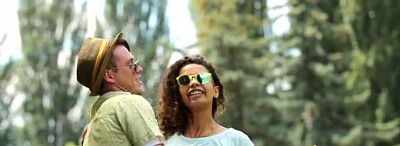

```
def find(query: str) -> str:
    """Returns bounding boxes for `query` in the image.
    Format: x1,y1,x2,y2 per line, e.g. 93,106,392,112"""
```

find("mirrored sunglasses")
176,72,212,86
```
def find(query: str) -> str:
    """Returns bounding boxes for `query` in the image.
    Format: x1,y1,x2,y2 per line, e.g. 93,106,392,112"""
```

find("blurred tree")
1,0,170,146
270,0,400,145
0,60,19,145
277,0,352,145
194,0,400,146
0,9,23,146
340,0,400,145
13,0,87,145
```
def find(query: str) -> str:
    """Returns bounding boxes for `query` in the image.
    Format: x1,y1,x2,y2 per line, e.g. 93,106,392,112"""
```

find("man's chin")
131,88,144,95
135,91,144,96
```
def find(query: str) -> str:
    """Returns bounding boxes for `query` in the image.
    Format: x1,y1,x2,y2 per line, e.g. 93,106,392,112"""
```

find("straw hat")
76,33,130,96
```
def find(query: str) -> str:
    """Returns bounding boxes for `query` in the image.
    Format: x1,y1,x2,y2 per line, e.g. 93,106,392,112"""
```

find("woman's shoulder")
166,130,254,146
224,128,248,138
223,128,254,145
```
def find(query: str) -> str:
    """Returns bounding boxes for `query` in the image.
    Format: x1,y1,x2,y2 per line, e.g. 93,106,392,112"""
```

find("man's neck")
100,84,125,95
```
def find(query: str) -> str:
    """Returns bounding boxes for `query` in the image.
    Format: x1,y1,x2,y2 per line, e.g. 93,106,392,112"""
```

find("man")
77,33,164,146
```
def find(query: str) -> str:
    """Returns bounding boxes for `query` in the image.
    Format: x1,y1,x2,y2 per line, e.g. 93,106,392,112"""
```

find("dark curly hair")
157,55,226,138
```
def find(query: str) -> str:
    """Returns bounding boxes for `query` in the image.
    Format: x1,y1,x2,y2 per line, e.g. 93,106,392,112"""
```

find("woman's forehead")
179,64,208,74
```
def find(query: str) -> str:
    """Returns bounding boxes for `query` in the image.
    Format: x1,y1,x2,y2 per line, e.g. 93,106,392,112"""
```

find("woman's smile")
187,89,205,99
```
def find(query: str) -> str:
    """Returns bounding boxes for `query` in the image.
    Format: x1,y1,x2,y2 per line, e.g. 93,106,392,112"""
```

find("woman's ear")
213,86,219,98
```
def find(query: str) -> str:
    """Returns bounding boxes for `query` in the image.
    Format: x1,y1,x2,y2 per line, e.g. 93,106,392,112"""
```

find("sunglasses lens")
177,75,191,86
176,73,212,86
198,73,211,84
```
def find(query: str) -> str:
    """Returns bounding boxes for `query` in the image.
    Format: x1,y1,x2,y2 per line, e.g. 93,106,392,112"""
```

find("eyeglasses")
109,60,140,74
176,72,212,86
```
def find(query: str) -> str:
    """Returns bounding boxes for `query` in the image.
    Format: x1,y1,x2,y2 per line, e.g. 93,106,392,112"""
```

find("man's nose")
136,65,143,74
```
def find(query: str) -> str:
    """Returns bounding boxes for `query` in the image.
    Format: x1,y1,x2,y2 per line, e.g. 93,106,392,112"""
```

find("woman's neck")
184,110,225,138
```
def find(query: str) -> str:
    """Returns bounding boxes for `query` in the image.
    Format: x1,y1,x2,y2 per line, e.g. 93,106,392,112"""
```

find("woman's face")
177,63,219,112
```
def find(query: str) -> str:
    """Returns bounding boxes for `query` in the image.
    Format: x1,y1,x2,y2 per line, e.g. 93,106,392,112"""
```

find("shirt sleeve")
238,136,255,146
115,95,165,146
234,130,255,146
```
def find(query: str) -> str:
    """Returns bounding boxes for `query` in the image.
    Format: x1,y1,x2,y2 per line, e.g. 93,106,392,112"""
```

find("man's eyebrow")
127,58,134,64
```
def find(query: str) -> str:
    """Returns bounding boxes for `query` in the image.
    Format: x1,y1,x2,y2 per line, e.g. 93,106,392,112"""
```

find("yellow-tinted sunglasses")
176,72,212,86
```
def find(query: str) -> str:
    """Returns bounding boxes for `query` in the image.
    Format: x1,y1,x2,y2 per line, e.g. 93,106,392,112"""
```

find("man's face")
109,45,144,95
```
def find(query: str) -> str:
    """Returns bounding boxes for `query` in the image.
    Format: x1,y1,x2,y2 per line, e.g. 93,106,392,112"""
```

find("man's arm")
79,124,90,146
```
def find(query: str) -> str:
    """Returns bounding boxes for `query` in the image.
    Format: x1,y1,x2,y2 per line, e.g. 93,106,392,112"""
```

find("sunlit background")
1,0,400,146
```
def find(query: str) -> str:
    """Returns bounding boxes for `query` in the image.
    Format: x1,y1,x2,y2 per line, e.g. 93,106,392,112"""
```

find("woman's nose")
189,77,200,87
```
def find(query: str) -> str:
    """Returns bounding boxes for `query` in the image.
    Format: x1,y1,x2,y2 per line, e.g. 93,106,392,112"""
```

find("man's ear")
213,86,219,99
103,70,116,84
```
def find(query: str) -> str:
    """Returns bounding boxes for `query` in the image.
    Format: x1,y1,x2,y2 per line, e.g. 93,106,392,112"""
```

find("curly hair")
157,55,226,138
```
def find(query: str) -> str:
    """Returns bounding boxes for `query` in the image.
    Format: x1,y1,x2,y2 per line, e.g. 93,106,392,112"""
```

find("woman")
158,55,254,146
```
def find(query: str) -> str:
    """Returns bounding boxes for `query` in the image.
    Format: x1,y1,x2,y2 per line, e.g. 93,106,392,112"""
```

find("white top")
166,128,254,146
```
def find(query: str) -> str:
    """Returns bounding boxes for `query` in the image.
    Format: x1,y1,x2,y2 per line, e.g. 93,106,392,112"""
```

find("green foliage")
1,0,170,146
193,0,400,145
342,0,400,145
5,0,87,145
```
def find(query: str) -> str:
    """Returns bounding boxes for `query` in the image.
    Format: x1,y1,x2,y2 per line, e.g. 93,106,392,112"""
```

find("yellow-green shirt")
83,91,164,146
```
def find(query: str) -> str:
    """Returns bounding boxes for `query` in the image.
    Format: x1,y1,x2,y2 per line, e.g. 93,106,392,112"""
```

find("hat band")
90,39,110,89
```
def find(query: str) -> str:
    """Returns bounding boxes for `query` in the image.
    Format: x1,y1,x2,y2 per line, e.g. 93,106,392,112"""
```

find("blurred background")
1,0,400,146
